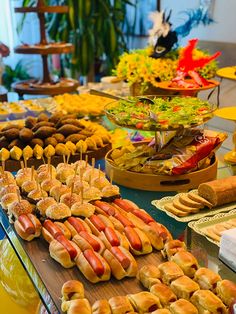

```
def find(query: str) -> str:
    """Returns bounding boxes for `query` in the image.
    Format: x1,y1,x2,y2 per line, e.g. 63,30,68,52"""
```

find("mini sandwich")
216,279,236,306
1,193,18,211
103,246,138,280
36,197,57,217
169,299,198,314
14,213,41,241
42,219,71,243
61,298,91,314
137,265,161,289
170,275,200,300
190,290,227,314
193,267,221,291
127,291,162,314
108,296,134,314
158,262,184,285
71,202,95,218
46,203,71,221
8,199,33,221
61,280,84,302
150,282,177,307
161,240,187,260
170,251,199,278
75,248,111,283
49,234,81,268
92,299,111,314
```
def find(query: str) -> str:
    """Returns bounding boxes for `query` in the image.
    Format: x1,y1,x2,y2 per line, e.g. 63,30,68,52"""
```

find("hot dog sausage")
90,215,106,231
114,213,134,227
79,231,101,252
94,201,116,216
104,227,120,246
83,249,104,276
56,234,77,260
43,219,63,239
132,209,154,224
110,247,130,269
18,214,35,235
67,217,86,233
124,226,142,251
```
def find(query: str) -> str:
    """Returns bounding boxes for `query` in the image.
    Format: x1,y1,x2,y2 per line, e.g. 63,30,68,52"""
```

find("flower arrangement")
113,46,219,93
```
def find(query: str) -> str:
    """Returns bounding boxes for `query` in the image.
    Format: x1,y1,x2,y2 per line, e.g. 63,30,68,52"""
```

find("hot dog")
103,246,138,280
132,209,154,224
49,236,80,268
113,199,139,212
114,213,134,227
43,219,63,242
104,227,120,247
148,221,172,242
79,231,101,252
124,226,152,255
14,213,41,241
94,201,116,216
72,232,105,254
75,249,111,283
89,215,106,231
65,217,91,237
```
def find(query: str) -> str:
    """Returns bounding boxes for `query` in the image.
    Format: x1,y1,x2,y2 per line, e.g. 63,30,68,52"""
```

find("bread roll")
216,279,236,306
127,291,161,314
161,240,186,260
137,265,161,289
108,296,134,314
61,280,84,302
61,298,91,314
193,267,221,291
170,276,200,300
150,282,177,306
170,251,198,278
190,290,227,314
169,299,198,314
198,176,236,206
158,262,184,285
92,299,111,314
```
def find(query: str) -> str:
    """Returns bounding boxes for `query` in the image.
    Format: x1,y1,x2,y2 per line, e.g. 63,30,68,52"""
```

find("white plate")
151,190,236,222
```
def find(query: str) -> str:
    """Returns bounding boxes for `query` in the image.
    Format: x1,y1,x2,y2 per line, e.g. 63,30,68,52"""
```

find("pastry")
150,282,177,306
127,291,162,314
161,240,187,260
198,176,236,207
75,249,111,283
170,251,198,278
169,299,198,314
193,267,221,291
108,296,134,314
61,280,84,302
103,246,138,280
170,275,200,300
92,299,111,314
158,262,184,285
190,290,227,314
216,279,236,306
61,298,91,314
136,265,161,289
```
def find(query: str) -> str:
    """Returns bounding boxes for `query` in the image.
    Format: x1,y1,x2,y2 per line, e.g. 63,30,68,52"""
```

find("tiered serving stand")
13,0,79,96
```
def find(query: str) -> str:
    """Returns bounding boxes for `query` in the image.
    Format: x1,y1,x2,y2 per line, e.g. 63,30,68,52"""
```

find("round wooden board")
4,144,111,172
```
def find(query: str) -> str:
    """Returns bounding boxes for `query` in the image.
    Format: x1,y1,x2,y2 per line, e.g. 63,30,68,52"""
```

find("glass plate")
105,95,217,131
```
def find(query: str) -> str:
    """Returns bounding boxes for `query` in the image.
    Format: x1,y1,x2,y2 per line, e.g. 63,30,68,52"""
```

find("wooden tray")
14,44,73,55
105,152,217,192
4,144,111,172
188,209,236,246
152,191,236,222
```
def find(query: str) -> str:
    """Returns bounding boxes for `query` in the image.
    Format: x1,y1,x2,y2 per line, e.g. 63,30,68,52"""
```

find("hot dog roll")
108,296,134,314
193,267,221,292
150,310,171,314
150,282,177,307
72,232,105,254
71,202,96,217
54,221,71,240
158,262,184,285
64,217,91,237
161,240,187,260
61,280,84,302
85,215,107,236
216,279,236,306
170,276,200,300
75,249,111,283
94,201,117,216
99,227,129,251
126,212,147,229
124,226,152,255
137,265,161,289
127,292,162,314
169,299,198,314
49,235,80,268
148,222,172,243
61,298,91,314
141,224,166,251
170,251,199,278
103,246,138,280
109,216,125,233
92,299,111,314
190,290,227,314
14,213,41,241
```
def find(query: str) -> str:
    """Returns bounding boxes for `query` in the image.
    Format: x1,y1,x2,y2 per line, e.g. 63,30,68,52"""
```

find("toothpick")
2,160,5,173
17,189,21,203
74,164,78,177
31,166,34,181
85,155,88,169
80,146,82,161
67,153,70,164
24,157,27,169
80,186,83,204
110,169,113,185
50,164,53,179
89,172,92,187
0,166,3,174
42,155,46,165
98,164,101,179
71,182,74,196
20,160,24,171
63,154,66,164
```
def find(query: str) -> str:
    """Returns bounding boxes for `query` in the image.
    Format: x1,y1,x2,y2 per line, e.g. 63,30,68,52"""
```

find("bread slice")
172,199,200,213
187,192,213,209
179,194,204,209
164,203,189,217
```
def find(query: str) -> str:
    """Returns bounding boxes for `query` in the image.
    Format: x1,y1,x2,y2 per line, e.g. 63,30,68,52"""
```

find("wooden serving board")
20,234,164,313
4,144,111,172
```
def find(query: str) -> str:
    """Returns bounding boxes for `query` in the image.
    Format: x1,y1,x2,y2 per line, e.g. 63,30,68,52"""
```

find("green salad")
105,96,215,131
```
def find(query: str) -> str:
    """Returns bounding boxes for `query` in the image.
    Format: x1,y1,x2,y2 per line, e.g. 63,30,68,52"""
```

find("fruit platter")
105,96,217,131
